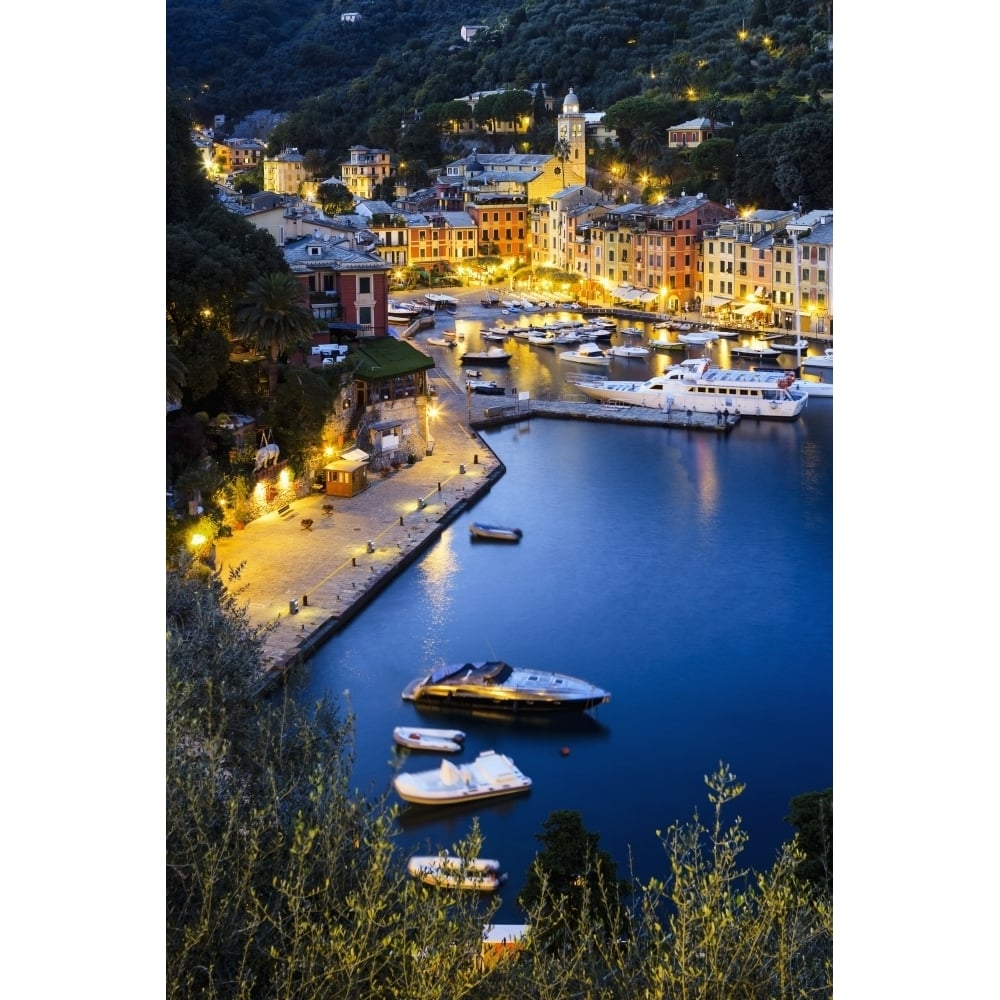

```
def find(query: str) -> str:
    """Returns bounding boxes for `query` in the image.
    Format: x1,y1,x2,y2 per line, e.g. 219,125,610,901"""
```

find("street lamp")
424,401,439,455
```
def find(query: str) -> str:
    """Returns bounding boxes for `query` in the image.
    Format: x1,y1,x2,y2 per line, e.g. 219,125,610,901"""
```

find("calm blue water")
297,307,833,921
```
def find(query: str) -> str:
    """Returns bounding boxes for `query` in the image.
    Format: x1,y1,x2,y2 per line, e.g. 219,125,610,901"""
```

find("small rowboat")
469,523,523,542
406,855,507,891
392,726,466,753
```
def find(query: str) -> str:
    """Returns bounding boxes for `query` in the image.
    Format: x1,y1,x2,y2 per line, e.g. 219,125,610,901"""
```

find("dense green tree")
234,272,317,415
519,810,631,954
166,95,213,224
317,182,355,215
786,788,833,891
270,368,337,466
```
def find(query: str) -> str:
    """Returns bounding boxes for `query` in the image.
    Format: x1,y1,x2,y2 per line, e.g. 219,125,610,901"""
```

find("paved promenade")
214,393,503,690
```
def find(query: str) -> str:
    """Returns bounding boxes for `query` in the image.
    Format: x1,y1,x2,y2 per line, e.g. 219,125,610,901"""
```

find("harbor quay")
214,403,504,694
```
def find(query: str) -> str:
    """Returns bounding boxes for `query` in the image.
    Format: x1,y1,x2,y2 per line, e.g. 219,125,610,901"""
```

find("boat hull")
402,661,610,712
470,523,522,541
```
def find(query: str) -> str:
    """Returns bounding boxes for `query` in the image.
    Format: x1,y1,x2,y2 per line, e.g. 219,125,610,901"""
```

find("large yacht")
401,660,610,712
567,358,808,420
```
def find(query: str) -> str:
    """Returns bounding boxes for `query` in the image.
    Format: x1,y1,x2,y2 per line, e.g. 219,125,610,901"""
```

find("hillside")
167,0,832,137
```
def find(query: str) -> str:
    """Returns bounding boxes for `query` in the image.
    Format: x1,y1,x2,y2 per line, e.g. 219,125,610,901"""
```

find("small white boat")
730,342,780,358
769,338,809,354
393,726,467,752
793,379,833,398
470,522,522,542
589,316,618,329
559,342,610,366
425,337,453,348
608,343,650,358
803,347,833,369
648,336,686,351
407,854,507,891
527,331,559,348
678,331,719,345
393,749,533,805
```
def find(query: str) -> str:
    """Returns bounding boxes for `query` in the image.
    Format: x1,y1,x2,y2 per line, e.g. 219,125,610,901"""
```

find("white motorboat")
769,338,809,354
425,337,453,348
388,299,429,324
678,331,719,344
550,329,583,345
401,660,610,712
559,342,610,366
804,347,833,369
527,331,559,348
393,726,466,752
608,344,651,358
793,379,833,398
406,854,507,891
567,357,808,420
589,316,618,329
469,522,522,541
730,342,781,358
648,335,686,351
393,749,532,805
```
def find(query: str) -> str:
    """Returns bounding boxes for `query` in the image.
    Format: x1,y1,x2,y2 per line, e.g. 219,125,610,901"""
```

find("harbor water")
296,303,833,922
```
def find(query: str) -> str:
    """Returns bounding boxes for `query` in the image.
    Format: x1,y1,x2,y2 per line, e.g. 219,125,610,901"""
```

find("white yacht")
568,358,808,420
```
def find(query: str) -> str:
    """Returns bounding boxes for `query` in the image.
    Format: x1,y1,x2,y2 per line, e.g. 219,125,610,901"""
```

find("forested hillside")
169,2,830,144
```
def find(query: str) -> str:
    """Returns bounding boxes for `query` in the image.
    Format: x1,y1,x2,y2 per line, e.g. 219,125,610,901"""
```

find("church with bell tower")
556,87,587,189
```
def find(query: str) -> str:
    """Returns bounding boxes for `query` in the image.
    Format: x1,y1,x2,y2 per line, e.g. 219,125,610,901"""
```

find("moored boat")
792,379,833,398
393,726,467,752
678,331,719,344
460,347,512,366
567,357,808,420
469,522,522,541
559,342,610,366
769,337,809,354
803,347,833,369
388,299,429,324
467,379,506,395
730,342,781,358
393,749,532,805
406,854,507,891
401,660,610,712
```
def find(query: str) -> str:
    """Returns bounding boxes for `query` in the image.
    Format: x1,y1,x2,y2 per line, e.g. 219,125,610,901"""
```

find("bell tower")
555,87,586,187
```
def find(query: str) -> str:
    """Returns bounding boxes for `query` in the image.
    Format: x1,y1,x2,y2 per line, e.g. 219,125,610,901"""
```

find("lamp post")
424,401,438,456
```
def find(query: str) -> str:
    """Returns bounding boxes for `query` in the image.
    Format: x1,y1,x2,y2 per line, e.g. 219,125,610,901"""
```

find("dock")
468,395,739,432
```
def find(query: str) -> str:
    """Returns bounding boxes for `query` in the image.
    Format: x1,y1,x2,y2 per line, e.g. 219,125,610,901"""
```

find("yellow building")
341,146,392,200
263,147,307,195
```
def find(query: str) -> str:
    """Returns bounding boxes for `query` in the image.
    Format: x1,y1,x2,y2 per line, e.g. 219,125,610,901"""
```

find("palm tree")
235,272,317,415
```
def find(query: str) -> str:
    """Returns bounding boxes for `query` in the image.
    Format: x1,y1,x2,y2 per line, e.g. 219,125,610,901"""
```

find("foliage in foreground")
167,569,832,998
